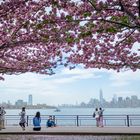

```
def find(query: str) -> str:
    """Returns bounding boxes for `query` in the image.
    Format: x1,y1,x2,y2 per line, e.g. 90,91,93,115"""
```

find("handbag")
93,112,95,117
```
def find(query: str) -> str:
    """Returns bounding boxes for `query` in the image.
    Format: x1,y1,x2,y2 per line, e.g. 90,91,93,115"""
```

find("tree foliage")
0,0,140,80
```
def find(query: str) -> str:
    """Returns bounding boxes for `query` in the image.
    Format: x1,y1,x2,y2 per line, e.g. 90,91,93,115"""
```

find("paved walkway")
0,126,140,135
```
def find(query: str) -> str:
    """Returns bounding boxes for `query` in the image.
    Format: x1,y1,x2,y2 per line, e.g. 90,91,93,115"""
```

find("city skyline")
0,68,140,106
1,93,140,108
2,91,139,106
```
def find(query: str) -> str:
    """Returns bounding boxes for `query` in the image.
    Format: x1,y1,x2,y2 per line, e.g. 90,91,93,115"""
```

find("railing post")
127,115,129,127
26,115,29,126
53,115,55,124
76,115,79,126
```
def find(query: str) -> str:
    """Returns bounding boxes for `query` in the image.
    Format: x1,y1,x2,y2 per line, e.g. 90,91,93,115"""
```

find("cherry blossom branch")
118,0,139,26
87,0,99,11
0,1,28,18
115,29,135,47
138,0,140,17
84,60,140,71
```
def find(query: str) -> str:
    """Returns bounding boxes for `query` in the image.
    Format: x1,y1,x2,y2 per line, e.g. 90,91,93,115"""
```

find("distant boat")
54,108,61,112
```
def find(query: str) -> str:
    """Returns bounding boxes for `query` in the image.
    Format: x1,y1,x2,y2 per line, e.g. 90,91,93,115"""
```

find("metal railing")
4,114,140,127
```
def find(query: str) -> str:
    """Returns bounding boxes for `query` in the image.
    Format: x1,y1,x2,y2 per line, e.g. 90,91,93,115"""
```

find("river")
5,107,140,115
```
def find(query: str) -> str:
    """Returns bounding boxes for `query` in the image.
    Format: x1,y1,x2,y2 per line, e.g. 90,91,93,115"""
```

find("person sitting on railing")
33,112,41,131
46,116,56,127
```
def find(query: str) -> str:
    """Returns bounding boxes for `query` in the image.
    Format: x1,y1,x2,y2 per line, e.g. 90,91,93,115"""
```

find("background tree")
0,0,140,80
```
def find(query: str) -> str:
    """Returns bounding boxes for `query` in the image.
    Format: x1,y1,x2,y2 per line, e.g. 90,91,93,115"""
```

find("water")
4,108,140,127
2,108,140,140
5,107,140,116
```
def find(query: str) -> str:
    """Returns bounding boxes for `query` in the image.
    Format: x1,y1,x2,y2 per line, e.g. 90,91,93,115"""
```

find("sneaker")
22,127,25,131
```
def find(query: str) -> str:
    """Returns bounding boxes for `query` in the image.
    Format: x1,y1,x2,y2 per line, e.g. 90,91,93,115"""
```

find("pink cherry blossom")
0,0,140,80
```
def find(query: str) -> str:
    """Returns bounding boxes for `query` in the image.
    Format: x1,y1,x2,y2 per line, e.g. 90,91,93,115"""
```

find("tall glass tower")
99,89,104,107
28,94,33,105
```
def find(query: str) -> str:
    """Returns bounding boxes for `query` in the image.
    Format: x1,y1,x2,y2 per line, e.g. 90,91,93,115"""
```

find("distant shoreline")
4,106,140,109
3,106,56,109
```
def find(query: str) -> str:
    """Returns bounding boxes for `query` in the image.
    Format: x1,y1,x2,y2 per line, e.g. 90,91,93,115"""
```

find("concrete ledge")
0,126,140,135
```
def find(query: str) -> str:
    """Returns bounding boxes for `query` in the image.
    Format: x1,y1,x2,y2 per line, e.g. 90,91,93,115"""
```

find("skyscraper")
112,94,117,104
28,94,33,105
99,89,104,107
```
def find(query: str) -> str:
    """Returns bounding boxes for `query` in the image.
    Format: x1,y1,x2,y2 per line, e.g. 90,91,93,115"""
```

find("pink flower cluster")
0,0,140,79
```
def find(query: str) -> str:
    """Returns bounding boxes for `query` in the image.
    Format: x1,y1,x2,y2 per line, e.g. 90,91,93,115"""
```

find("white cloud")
113,90,138,98
108,70,140,87
50,68,101,84
0,67,140,105
131,42,140,55
61,68,93,75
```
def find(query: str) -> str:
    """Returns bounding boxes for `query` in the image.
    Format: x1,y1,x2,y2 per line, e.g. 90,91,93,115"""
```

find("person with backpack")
93,108,100,127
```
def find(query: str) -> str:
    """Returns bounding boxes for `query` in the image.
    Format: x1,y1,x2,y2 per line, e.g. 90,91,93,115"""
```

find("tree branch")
115,29,135,47
138,0,140,17
0,1,29,18
84,60,140,71
87,0,99,11
119,0,124,11
0,17,139,50
118,0,137,21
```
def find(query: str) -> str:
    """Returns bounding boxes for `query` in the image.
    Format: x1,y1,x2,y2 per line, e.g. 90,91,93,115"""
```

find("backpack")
93,112,95,118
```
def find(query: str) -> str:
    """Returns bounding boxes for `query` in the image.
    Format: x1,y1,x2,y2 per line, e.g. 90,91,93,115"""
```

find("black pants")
19,122,25,128
33,127,41,131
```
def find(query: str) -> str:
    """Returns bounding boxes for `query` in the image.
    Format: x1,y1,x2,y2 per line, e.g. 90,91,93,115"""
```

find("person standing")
33,112,41,131
99,107,104,127
93,108,100,127
19,107,26,131
1,107,6,129
0,107,2,130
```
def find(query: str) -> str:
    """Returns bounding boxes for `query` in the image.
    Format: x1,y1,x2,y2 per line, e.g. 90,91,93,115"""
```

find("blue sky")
0,67,140,106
